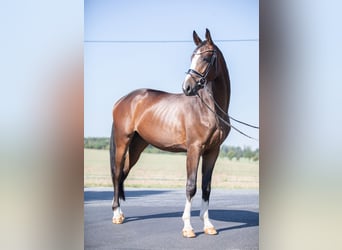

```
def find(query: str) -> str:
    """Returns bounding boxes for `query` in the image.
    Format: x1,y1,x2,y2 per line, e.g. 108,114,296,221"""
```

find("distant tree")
227,150,235,160
252,154,259,162
243,146,254,161
252,148,259,162
84,137,110,149
235,147,243,161
221,145,228,155
84,138,259,161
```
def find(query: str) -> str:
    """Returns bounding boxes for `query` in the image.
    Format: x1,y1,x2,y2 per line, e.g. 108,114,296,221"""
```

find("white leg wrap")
200,200,214,229
113,206,123,218
182,199,193,230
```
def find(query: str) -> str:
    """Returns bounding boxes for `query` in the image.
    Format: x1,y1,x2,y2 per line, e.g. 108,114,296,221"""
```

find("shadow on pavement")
206,209,259,234
125,209,258,232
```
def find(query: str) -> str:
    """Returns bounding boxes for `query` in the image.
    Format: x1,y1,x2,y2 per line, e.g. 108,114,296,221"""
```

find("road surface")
85,187,258,250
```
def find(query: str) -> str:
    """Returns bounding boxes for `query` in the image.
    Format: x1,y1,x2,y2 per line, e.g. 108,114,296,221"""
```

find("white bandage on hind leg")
113,206,123,218
182,199,193,230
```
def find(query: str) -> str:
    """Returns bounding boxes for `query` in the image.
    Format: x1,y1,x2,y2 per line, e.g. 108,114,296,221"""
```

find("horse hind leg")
112,147,128,223
127,132,148,169
111,125,131,224
120,132,148,196
112,132,148,224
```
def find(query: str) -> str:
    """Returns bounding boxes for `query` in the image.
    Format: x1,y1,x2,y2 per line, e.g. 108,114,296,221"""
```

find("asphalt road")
85,187,259,250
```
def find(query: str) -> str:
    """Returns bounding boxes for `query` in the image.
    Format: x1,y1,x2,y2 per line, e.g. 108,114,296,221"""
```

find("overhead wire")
84,39,259,44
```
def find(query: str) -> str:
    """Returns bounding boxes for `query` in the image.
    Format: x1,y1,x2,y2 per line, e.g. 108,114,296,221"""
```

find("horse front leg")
200,147,220,235
182,145,201,238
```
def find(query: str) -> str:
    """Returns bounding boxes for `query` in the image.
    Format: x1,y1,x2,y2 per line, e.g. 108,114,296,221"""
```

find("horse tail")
110,122,116,187
110,122,126,201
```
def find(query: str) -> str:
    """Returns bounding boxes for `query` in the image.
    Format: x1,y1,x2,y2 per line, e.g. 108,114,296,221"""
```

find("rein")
206,89,259,129
196,87,259,141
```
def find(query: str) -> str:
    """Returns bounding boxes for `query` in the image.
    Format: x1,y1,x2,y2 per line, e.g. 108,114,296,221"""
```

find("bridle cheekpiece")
186,50,217,90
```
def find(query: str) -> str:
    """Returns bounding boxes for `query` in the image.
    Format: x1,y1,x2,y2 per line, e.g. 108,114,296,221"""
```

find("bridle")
186,49,217,91
187,49,259,140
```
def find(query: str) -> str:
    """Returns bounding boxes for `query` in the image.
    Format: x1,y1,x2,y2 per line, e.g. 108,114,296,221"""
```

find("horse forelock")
193,41,213,54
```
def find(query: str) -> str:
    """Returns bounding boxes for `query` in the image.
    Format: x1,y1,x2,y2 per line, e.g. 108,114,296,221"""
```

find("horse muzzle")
182,74,205,96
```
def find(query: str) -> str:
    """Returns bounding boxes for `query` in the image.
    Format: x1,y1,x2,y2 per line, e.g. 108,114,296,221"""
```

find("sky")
84,0,259,149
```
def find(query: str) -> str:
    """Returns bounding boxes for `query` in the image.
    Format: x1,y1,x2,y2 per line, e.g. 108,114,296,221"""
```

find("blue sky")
84,0,259,149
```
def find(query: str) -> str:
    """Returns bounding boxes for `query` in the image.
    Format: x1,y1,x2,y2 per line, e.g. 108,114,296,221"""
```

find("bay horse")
110,29,231,238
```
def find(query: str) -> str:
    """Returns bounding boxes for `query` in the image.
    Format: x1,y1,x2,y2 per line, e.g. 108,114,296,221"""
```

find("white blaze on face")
183,53,202,89
190,53,202,70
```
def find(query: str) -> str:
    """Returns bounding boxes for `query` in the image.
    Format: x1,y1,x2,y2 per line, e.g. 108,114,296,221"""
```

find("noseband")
186,50,217,90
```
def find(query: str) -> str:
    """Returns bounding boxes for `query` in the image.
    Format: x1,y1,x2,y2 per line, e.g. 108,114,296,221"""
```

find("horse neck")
210,51,231,113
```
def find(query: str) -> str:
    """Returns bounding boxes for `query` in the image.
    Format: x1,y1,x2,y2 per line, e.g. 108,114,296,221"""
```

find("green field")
84,149,259,189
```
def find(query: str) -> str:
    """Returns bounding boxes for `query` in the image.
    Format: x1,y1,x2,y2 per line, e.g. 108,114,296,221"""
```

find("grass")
84,149,258,189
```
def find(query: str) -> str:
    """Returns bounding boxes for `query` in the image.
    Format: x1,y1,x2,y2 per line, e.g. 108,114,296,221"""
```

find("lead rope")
206,89,259,129
196,92,259,141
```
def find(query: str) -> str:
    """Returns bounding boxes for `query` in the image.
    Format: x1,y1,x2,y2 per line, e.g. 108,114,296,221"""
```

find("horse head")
182,28,218,96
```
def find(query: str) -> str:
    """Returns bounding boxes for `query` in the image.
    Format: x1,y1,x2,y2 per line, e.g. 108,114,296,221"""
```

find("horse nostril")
183,81,193,96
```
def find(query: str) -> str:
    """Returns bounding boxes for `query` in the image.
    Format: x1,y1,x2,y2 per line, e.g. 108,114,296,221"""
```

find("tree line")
84,137,259,161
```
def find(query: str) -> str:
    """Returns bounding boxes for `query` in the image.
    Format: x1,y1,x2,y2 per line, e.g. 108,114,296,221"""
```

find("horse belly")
136,109,187,152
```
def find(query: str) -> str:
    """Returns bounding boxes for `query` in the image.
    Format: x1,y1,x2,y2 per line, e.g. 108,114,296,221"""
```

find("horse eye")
202,57,210,62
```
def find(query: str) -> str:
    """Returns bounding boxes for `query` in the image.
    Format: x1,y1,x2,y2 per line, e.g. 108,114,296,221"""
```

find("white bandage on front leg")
200,200,214,229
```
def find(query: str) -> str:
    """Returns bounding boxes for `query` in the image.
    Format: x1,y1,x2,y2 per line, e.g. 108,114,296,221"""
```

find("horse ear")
193,30,202,46
205,28,213,45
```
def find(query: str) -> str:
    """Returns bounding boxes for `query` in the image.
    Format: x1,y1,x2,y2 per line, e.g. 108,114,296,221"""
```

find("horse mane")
211,44,231,112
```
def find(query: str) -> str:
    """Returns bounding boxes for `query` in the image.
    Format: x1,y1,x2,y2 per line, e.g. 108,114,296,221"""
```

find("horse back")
112,89,189,150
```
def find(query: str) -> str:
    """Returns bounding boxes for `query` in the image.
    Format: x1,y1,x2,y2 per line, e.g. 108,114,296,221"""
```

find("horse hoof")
204,227,217,235
112,214,125,224
182,229,196,238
